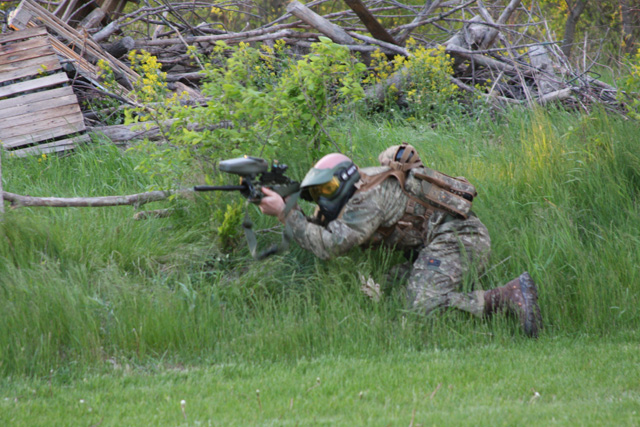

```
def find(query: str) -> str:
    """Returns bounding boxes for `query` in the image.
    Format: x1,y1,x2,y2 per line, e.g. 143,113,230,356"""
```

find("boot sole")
518,272,543,338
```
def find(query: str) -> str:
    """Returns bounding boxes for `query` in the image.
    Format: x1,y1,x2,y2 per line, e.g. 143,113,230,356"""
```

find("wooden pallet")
8,0,138,95
0,26,89,157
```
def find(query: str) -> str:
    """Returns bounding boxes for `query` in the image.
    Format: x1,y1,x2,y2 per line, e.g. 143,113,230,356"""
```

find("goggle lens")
309,176,340,202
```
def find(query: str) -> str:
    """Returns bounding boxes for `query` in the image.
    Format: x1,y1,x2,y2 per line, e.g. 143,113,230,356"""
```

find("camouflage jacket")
285,166,446,260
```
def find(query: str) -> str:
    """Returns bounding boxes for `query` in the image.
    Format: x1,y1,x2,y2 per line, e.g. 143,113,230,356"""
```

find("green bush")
617,48,640,120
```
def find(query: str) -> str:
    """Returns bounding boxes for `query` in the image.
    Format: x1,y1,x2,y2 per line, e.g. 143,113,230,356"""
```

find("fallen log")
3,190,188,208
87,119,233,143
104,36,135,59
286,1,354,44
88,121,175,143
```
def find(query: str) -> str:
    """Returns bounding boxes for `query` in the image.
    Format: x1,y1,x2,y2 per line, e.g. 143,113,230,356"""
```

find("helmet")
300,153,360,222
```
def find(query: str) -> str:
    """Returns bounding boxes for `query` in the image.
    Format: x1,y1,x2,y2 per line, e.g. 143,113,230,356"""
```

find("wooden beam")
0,25,47,42
0,104,82,133
10,134,91,157
0,86,76,112
342,0,397,45
2,117,85,148
0,45,56,66
0,59,62,84
0,72,68,98
0,35,48,56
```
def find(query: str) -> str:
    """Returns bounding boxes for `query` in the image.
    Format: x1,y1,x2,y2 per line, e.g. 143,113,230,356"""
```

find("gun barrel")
194,185,247,192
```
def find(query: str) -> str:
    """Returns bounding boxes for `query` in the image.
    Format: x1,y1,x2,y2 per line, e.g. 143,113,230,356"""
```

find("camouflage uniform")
284,166,492,316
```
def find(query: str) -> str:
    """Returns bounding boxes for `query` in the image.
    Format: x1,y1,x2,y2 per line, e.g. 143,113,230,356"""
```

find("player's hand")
259,187,286,222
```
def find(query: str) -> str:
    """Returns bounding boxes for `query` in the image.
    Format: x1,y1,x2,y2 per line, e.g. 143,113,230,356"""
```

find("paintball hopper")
219,156,269,176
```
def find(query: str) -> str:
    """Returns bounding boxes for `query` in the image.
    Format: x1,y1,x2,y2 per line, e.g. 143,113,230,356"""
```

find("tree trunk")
561,0,587,60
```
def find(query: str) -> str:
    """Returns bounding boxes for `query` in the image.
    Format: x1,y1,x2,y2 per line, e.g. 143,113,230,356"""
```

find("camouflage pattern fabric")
284,166,491,316
285,166,410,260
405,211,490,316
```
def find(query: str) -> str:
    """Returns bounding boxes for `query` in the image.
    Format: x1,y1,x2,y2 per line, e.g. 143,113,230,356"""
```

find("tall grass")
1,109,638,377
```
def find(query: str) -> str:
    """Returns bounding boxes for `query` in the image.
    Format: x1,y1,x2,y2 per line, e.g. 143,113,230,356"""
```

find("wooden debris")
0,26,89,157
3,189,184,208
0,0,628,145
286,1,355,45
8,0,138,98
343,0,398,46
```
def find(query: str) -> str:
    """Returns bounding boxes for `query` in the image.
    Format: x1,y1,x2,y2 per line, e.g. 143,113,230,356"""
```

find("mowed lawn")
2,337,639,426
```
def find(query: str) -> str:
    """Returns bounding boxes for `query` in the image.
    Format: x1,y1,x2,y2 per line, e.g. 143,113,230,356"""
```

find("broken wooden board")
0,26,89,157
8,0,138,98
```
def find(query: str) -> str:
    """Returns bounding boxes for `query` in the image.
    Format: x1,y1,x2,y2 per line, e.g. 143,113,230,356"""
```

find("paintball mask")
300,153,360,223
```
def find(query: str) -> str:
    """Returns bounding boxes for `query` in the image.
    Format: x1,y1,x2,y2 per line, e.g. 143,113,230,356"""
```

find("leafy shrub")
402,43,460,119
136,37,367,188
216,201,245,250
364,41,463,121
617,48,640,120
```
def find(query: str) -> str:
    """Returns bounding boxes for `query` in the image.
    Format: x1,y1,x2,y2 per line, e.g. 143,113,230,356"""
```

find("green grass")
0,108,639,424
1,337,639,426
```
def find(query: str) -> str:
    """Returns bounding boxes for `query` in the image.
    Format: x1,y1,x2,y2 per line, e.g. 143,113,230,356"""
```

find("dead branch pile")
6,0,626,118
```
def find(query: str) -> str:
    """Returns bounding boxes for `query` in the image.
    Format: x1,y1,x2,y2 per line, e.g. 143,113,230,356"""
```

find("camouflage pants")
402,212,491,317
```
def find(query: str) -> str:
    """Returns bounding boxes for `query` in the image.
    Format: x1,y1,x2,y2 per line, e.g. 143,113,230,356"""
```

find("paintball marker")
194,156,301,260
194,156,300,202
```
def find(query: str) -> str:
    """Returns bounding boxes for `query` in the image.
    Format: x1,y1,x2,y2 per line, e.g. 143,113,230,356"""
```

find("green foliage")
402,42,462,120
617,48,640,120
277,37,366,146
216,201,244,249
125,50,182,126
1,109,640,380
85,59,127,125
138,38,366,188
364,41,479,123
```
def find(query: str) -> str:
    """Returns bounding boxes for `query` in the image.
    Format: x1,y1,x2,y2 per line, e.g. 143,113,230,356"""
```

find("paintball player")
258,144,542,337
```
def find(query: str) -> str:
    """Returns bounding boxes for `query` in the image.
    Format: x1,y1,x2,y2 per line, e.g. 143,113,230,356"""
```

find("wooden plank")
19,1,139,83
0,112,84,140
0,72,68,98
10,134,91,158
0,94,79,122
0,103,81,130
0,36,48,56
0,26,47,44
0,59,62,84
6,3,35,32
2,117,85,148
46,37,132,97
0,44,56,66
7,1,137,102
0,85,75,111
0,53,59,75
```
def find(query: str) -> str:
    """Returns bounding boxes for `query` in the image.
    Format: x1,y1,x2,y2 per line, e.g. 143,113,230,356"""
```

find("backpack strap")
356,168,406,193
